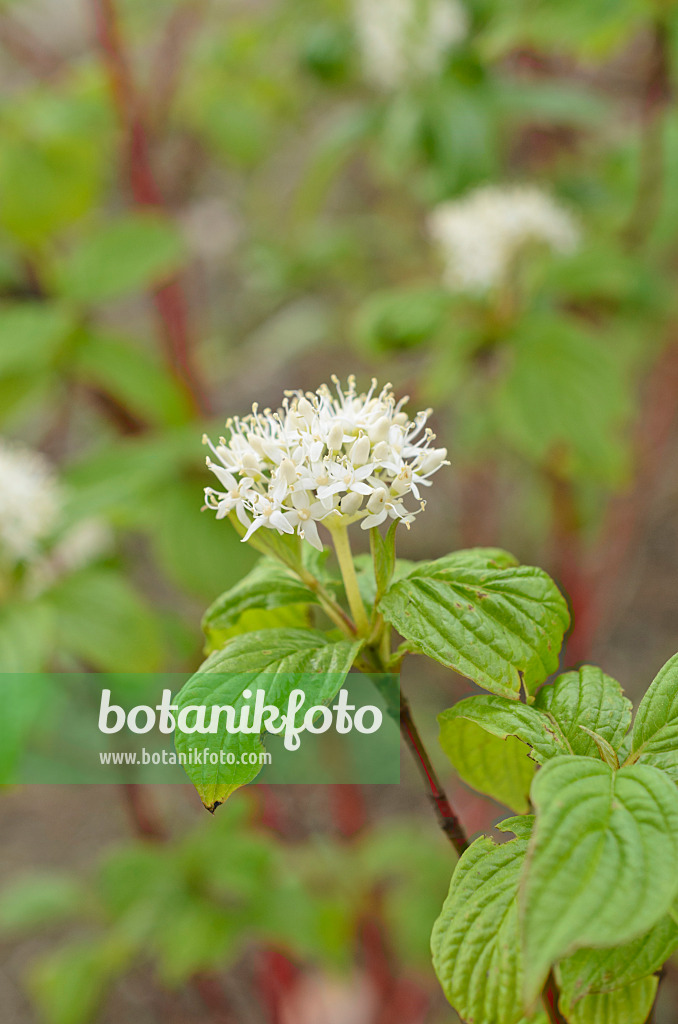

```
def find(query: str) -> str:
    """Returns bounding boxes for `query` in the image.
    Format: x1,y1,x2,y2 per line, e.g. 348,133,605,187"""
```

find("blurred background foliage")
2,0,678,1021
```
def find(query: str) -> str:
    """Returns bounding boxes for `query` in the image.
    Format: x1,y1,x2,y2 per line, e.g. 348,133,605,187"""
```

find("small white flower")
353,0,468,91
0,438,62,563
203,377,449,550
428,184,580,294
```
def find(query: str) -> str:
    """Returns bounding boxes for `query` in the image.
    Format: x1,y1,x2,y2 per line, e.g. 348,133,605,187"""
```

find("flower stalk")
327,519,370,635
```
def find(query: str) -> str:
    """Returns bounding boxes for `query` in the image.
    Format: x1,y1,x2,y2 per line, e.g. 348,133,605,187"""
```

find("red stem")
91,0,211,416
399,693,468,858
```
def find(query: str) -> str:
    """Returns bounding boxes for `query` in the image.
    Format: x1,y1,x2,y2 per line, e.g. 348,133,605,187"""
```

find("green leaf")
76,331,191,426
0,89,108,245
29,938,130,1024
54,213,186,304
438,714,535,812
0,670,55,783
150,482,257,599
49,569,163,671
496,314,632,484
432,816,532,1024
558,976,657,1024
358,821,456,969
202,559,320,650
521,757,678,1003
534,666,632,759
369,520,399,601
0,874,85,934
175,629,363,809
0,601,54,672
631,652,678,779
439,694,565,765
380,552,569,698
558,915,678,999
353,286,451,352
0,303,75,377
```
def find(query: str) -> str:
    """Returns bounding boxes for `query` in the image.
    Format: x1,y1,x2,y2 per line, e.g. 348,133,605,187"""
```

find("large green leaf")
149,481,257,599
49,570,163,672
0,303,75,377
495,314,632,485
439,694,565,765
29,938,129,1024
76,332,192,427
558,915,678,1000
534,666,632,759
631,653,678,780
54,213,186,304
202,559,320,650
0,601,54,672
432,816,532,1024
438,714,536,812
380,552,569,698
175,629,363,809
521,757,678,1003
558,976,657,1024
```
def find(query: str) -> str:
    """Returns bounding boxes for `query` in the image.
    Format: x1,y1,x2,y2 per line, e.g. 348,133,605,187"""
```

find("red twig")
331,784,368,837
121,783,167,841
91,0,211,416
257,950,300,1024
399,693,468,858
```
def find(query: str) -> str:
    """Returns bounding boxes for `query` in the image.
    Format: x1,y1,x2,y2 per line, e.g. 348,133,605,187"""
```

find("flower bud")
349,434,371,467
418,447,448,475
367,487,388,513
327,422,344,451
340,492,363,515
372,441,390,462
280,458,297,485
297,396,315,424
368,416,390,444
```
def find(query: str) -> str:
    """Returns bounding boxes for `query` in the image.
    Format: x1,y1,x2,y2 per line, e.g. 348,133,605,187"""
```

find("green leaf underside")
380,554,569,698
175,629,362,809
201,560,320,647
558,915,678,999
535,666,632,758
439,694,565,766
432,817,532,1024
558,976,657,1024
521,757,678,1003
632,653,678,779
438,714,536,813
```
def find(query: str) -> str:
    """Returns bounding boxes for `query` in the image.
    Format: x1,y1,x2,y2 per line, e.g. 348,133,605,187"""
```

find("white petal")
301,520,323,550
269,511,294,533
361,511,387,529
242,516,265,542
208,463,238,490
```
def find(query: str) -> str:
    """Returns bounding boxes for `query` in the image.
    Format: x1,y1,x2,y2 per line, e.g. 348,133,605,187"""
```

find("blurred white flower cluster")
428,184,580,293
203,377,448,550
0,440,62,563
352,0,468,90
0,438,110,587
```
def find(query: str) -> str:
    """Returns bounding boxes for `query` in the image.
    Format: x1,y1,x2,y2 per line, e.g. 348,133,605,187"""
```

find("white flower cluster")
353,0,468,91
203,377,448,551
0,438,111,591
0,439,62,563
428,184,580,293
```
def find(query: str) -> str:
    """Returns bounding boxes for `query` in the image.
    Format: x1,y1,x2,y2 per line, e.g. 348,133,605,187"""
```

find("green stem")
327,520,370,635
227,511,356,636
